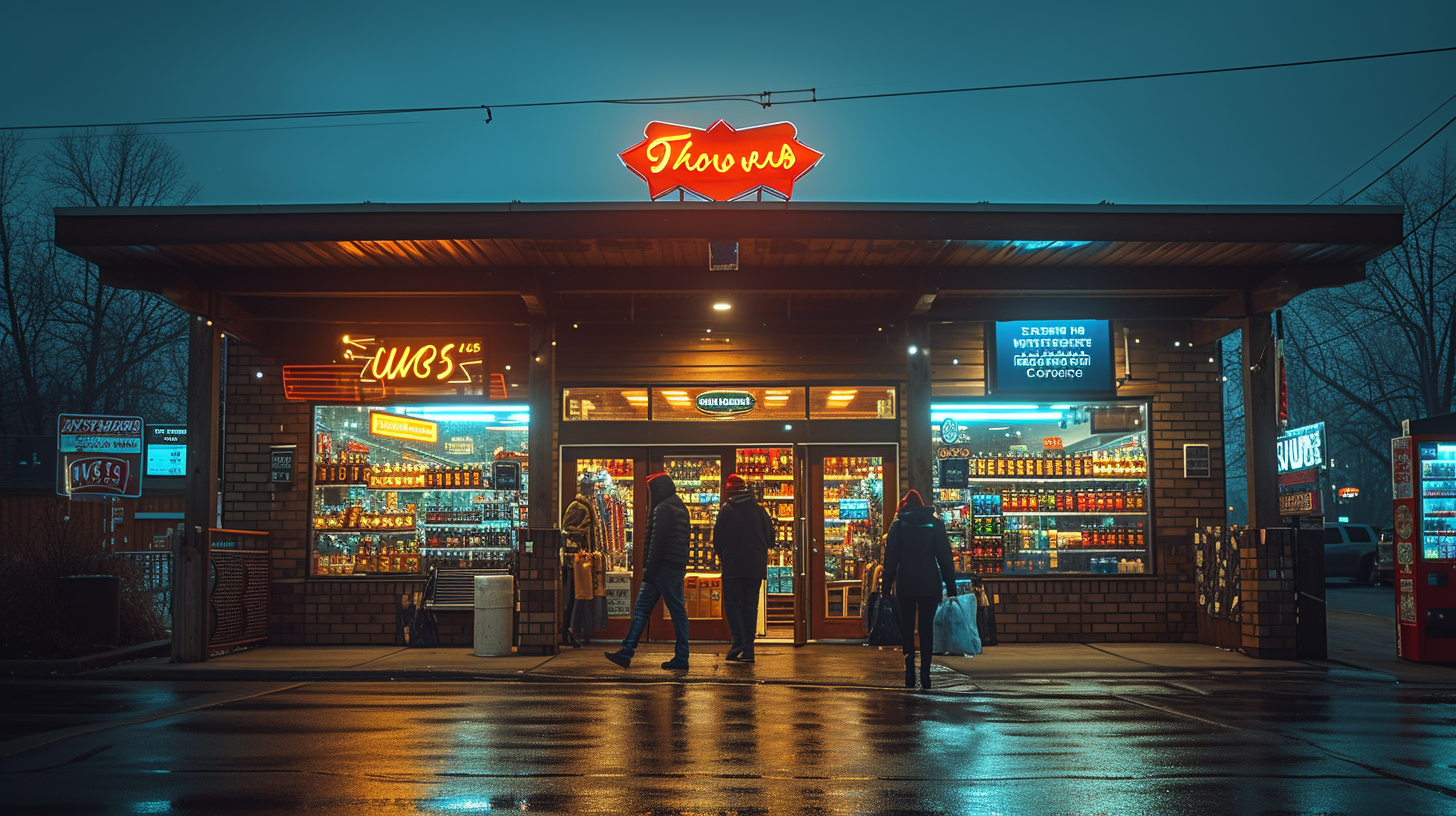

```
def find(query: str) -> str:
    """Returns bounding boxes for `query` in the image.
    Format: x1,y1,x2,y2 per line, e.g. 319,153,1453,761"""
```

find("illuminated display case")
821,455,883,618
932,402,1151,576
573,458,636,618
310,404,528,577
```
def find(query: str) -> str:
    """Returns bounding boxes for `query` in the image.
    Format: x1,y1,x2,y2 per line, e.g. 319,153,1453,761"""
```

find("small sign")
369,411,439,443
1337,486,1360,500
838,498,869,520
939,458,970,490
270,445,296,483
57,414,144,498
1277,422,1325,474
1279,491,1318,515
1392,436,1413,500
1183,444,1212,479
937,445,971,459
492,459,522,492
695,390,756,416
939,418,960,445
1042,436,1064,451
112,502,125,523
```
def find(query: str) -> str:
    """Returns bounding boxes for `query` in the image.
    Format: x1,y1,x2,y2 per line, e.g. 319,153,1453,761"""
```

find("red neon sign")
618,120,824,201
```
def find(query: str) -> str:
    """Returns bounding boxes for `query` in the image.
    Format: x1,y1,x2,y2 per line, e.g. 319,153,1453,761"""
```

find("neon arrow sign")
618,120,824,201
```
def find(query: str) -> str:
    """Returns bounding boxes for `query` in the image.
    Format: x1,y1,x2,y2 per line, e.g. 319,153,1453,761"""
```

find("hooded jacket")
882,505,956,598
712,490,774,580
642,473,690,581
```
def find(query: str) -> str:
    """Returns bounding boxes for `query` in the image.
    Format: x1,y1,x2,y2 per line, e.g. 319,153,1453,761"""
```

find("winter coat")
642,473,690,582
882,505,956,598
712,491,773,580
561,493,603,553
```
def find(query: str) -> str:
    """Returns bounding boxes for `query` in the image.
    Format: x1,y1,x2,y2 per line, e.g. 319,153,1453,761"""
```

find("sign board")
939,418,960,445
145,425,187,477
618,120,825,201
270,445,296,483
492,460,522,492
57,414,143,497
368,411,439,444
1392,436,1413,500
1183,443,1212,479
1338,486,1360,500
992,320,1114,396
1279,491,1318,515
1277,422,1325,474
695,390,757,416
838,498,869,520
939,458,970,490
357,338,482,386
1042,436,1064,451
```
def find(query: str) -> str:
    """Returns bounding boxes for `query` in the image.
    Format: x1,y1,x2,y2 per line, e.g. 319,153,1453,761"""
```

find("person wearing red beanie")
882,488,956,690
713,473,772,662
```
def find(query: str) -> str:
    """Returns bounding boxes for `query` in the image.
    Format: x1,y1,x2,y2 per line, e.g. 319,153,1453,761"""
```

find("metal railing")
118,551,172,628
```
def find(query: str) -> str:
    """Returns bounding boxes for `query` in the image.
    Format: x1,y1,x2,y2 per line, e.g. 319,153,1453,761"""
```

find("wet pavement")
4,666,1456,815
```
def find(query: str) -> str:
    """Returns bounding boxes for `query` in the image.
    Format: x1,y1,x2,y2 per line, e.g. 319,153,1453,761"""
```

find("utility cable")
1,46,1453,132
1308,90,1456,203
1343,109,1456,202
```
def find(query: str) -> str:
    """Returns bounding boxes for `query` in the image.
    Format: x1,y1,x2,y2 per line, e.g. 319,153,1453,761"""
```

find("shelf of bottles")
666,457,723,572
821,456,883,616
312,448,527,576
937,447,1150,576
575,458,635,618
739,447,796,589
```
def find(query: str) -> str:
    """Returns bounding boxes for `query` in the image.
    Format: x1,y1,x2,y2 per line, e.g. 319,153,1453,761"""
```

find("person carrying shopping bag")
881,489,956,691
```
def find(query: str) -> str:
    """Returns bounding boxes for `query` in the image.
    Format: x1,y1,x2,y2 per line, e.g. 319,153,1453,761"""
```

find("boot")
920,663,933,691
904,655,916,688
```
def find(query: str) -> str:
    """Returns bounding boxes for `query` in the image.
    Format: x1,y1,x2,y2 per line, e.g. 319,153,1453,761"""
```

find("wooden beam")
176,315,220,663
1243,312,1280,528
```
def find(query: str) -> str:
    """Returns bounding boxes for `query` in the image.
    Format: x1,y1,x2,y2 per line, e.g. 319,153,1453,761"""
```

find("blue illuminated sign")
993,320,1113,396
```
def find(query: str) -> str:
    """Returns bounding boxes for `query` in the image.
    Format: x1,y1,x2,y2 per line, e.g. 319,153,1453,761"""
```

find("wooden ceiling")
55,202,1404,357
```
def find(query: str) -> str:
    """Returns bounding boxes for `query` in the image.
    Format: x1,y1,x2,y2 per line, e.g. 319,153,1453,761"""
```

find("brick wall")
226,343,424,646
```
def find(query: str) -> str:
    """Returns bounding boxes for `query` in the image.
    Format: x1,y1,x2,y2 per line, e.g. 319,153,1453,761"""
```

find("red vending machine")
1393,413,1456,662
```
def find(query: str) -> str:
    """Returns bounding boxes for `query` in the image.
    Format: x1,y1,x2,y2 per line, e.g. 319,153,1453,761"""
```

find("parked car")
1323,522,1380,582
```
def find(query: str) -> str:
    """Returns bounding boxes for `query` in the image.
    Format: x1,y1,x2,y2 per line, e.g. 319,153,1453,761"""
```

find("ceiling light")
713,302,731,311
952,358,959,365
908,345,918,354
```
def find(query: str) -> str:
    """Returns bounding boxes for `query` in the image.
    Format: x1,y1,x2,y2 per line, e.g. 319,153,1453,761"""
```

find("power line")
1402,186,1456,242
1344,109,1456,201
1308,90,1456,203
2,46,1454,132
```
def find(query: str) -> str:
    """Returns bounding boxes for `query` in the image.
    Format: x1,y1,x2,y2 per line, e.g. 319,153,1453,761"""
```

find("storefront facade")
55,202,1403,650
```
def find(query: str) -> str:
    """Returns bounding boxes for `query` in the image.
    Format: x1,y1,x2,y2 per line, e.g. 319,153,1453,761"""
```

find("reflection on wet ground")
3,673,1456,815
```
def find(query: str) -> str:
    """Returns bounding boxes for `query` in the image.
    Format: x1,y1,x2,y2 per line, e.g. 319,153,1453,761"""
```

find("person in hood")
712,474,774,662
605,472,692,671
882,489,956,690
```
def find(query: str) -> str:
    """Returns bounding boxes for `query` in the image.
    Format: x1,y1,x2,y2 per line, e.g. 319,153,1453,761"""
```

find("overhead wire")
1308,90,1456,203
1,46,1453,132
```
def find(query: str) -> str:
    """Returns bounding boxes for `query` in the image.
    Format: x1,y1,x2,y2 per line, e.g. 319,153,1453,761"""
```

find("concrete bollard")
474,574,514,657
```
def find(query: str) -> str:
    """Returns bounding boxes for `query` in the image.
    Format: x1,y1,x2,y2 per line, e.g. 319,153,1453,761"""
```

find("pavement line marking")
0,682,310,761
1113,694,1241,730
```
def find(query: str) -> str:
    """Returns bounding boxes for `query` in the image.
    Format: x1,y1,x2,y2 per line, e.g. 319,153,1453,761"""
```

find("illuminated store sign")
1276,422,1325,474
369,412,439,444
358,338,481,385
146,425,187,477
618,120,824,201
993,320,1113,396
695,390,757,416
57,414,144,497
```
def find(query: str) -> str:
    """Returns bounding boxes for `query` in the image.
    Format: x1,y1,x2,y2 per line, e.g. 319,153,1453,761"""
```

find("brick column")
1239,528,1297,659
516,529,561,655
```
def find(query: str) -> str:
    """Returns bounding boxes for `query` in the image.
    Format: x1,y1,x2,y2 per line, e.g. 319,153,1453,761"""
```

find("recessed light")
713,302,731,311
908,345,918,354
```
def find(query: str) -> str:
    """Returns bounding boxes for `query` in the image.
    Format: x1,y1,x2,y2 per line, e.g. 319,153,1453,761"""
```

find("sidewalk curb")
0,640,172,677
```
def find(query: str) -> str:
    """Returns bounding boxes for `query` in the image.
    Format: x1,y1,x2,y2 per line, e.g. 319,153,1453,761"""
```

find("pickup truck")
1323,522,1380,582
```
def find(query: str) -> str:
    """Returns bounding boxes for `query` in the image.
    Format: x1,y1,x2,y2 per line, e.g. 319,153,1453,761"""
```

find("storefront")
54,201,1404,651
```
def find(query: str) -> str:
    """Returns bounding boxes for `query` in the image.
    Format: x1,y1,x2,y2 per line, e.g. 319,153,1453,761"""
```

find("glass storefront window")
652,387,806,421
931,402,1150,577
822,455,883,618
563,388,649,421
310,404,528,577
573,458,636,617
809,386,897,419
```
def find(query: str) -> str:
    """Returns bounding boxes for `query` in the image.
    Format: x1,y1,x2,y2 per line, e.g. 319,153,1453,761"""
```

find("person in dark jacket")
712,473,773,662
605,472,692,671
881,489,956,690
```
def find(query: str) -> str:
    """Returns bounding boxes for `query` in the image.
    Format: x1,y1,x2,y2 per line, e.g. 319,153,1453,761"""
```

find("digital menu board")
145,426,187,477
993,320,1114,396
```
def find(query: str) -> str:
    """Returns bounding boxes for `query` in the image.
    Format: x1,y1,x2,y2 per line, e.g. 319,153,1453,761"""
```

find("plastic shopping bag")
932,594,982,656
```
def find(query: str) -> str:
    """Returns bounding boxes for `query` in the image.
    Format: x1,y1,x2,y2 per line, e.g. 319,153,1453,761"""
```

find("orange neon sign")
359,340,480,385
368,412,438,444
618,120,824,201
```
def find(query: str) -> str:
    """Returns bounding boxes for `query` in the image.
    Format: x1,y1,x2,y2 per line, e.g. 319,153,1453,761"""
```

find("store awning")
55,201,1404,358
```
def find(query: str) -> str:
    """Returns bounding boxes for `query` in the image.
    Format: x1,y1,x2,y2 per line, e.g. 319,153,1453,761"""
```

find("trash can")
473,574,514,657
59,574,121,650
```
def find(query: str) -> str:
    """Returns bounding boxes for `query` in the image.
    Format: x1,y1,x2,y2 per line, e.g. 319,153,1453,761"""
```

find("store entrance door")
807,445,897,640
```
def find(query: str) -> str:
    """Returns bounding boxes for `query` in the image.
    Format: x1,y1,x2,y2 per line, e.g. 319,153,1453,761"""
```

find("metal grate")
209,550,269,649
119,551,172,627
426,568,510,609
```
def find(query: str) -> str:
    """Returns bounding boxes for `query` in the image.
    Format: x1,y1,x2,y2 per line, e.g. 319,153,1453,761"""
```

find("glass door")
652,451,731,642
738,447,797,641
808,446,896,640
563,447,647,641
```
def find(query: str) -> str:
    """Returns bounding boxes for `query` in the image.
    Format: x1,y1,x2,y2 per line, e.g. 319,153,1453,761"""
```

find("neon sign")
358,339,481,385
369,412,439,444
618,120,824,201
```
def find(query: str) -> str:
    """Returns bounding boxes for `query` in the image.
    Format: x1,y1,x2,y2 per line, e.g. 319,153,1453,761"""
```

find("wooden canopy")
55,201,1404,360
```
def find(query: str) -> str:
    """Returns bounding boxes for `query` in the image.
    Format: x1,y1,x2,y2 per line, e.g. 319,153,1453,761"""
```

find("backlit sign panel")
369,412,439,444
146,425,187,477
57,414,144,497
695,390,757,416
618,120,824,201
992,320,1113,396
1277,422,1325,474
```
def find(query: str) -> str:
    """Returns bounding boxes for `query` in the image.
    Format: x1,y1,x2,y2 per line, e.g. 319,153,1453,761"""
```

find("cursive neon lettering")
646,133,692,173
411,346,437,379
435,344,456,381
671,141,696,171
712,153,735,173
370,346,413,380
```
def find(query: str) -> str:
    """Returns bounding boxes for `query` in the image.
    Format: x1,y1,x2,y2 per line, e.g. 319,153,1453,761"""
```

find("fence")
207,529,270,654
118,550,172,629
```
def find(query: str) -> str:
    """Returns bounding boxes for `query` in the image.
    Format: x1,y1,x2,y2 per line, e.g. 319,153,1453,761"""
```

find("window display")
573,458,636,616
310,405,528,577
822,455,883,617
932,403,1151,576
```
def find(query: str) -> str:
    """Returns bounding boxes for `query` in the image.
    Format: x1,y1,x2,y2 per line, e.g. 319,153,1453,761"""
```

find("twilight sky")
3,0,1454,206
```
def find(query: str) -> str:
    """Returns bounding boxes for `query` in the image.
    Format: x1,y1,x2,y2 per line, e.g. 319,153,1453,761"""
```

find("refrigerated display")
933,403,1151,576
1394,420,1456,662
821,455,882,618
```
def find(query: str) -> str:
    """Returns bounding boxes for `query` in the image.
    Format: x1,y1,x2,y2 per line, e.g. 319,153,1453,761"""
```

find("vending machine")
1393,413,1456,662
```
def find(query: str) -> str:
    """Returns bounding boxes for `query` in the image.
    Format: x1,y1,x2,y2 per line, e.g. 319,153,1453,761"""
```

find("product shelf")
1003,511,1147,517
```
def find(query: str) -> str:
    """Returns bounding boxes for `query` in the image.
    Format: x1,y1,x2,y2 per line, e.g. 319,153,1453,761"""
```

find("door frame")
805,443,898,641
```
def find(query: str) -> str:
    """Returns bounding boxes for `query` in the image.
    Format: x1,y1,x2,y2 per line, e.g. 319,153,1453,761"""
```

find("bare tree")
0,131,55,434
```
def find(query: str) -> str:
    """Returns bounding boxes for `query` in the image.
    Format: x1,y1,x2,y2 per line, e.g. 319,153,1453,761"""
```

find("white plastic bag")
932,594,982,656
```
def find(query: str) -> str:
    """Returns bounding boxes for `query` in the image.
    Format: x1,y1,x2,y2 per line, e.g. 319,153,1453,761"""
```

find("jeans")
722,577,762,656
897,594,940,668
619,568,689,662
